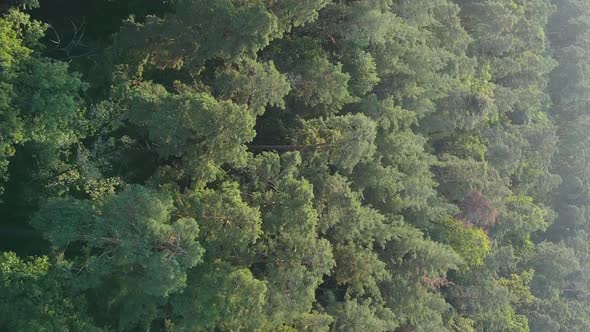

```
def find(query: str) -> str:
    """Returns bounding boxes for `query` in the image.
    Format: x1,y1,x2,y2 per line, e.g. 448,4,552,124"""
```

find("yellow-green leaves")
438,218,491,268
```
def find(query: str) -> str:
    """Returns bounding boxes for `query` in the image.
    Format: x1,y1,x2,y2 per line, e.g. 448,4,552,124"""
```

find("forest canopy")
1,0,590,331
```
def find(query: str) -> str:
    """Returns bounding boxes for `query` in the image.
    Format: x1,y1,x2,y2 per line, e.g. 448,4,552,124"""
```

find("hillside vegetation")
1,0,590,331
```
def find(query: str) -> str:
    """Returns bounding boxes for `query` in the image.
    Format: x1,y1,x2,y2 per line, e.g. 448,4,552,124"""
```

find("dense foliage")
1,0,590,330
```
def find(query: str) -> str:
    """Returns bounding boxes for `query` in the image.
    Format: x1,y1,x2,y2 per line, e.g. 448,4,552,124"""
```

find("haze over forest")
2,0,590,331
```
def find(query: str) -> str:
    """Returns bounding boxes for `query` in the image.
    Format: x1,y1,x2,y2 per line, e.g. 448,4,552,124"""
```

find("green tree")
32,185,204,330
171,260,268,331
0,252,102,331
0,10,86,194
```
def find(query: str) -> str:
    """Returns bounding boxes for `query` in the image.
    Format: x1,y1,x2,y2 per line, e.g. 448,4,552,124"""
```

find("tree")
271,37,357,117
244,152,335,328
295,113,377,171
181,181,262,262
115,0,279,71
0,252,102,331
329,298,398,332
124,81,257,180
213,58,291,115
432,218,491,268
0,10,87,194
171,260,268,331
32,185,204,330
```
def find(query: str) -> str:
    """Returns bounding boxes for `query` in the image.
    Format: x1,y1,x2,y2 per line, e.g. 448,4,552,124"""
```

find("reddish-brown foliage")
458,190,497,229
422,273,451,291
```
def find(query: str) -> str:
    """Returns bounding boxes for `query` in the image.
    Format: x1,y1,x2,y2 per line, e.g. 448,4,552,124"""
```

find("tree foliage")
1,0,589,330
